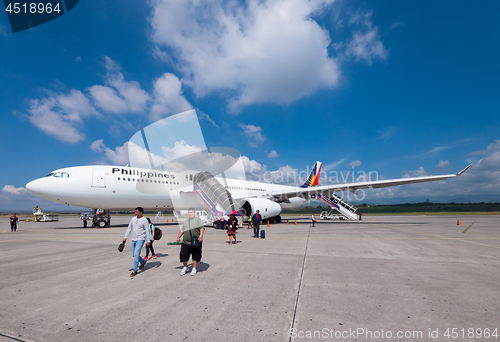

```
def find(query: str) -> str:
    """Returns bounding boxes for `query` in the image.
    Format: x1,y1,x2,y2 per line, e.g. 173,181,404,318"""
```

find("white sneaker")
190,268,197,276
180,266,189,276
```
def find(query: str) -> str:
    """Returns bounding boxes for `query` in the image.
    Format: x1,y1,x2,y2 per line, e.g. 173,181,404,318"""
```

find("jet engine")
240,198,282,221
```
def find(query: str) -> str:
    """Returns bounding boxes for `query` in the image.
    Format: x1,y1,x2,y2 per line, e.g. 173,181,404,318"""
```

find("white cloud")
436,160,449,169
89,56,150,114
150,73,192,121
267,150,279,158
343,11,388,65
161,140,203,162
90,139,104,152
27,89,97,143
427,145,451,154
75,56,81,62
149,0,341,111
198,111,218,128
390,20,405,30
90,140,130,165
240,156,305,184
56,89,97,117
323,158,346,171
379,127,397,140
88,85,128,113
2,185,27,195
347,160,362,168
402,166,427,178
239,123,266,147
365,141,500,201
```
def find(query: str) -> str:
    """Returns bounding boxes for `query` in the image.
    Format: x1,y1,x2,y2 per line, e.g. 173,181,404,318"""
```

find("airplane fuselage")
26,165,308,211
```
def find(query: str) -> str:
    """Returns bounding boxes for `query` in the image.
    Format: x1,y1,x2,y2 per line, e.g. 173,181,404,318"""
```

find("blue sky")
1,0,499,210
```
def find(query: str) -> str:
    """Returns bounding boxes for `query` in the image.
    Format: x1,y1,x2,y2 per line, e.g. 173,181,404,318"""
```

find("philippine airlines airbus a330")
24,110,470,227
26,160,471,227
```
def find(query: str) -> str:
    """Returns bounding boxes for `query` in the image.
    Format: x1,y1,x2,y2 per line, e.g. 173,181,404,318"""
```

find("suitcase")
260,229,265,239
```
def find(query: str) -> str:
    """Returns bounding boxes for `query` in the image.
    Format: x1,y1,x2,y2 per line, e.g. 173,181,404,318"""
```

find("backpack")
153,227,162,240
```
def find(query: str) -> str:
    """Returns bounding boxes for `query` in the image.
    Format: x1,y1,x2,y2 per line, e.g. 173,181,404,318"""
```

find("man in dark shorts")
176,209,205,276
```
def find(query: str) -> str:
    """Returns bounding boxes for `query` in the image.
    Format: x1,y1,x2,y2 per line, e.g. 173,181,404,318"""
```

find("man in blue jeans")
123,207,151,277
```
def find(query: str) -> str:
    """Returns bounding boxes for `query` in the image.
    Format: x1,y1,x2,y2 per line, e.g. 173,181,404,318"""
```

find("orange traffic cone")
295,220,297,225
267,221,270,227
287,219,289,224
457,219,460,225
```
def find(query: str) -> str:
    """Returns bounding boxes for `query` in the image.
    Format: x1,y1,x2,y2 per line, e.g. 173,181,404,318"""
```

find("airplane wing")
266,165,471,201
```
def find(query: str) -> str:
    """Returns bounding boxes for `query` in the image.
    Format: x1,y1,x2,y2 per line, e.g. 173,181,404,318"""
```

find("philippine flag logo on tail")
300,161,322,188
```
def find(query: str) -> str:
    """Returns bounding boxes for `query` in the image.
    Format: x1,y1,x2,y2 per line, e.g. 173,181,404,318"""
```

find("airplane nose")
26,179,41,195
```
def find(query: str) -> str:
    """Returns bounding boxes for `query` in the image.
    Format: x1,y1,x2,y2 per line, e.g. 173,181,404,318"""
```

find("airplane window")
189,174,193,181
154,180,157,183
45,173,54,177
53,172,61,178
118,177,120,180
128,178,131,181
61,172,69,178
141,179,144,182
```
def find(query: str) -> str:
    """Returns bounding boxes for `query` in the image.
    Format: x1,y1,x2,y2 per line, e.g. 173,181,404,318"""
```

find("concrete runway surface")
0,215,499,341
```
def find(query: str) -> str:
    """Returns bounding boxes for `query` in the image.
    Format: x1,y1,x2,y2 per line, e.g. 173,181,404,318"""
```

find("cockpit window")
45,172,70,178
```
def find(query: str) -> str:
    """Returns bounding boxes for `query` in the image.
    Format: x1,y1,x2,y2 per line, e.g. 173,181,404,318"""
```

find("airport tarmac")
0,215,499,342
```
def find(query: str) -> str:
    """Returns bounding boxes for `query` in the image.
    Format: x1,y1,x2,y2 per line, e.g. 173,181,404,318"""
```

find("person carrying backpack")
144,217,157,260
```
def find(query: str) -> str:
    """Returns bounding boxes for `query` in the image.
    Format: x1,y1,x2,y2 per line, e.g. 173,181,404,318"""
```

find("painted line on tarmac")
385,225,500,249
0,331,29,342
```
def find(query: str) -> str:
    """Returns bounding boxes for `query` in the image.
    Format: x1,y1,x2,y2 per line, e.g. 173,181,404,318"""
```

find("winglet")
457,164,471,176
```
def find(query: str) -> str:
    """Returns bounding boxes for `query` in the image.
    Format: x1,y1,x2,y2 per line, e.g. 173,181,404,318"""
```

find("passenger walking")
176,209,204,276
144,217,157,260
122,207,151,277
226,214,238,245
10,214,18,232
252,210,262,238
311,214,316,227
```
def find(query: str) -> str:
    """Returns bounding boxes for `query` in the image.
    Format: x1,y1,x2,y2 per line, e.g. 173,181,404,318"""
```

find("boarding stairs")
316,193,358,220
193,172,240,222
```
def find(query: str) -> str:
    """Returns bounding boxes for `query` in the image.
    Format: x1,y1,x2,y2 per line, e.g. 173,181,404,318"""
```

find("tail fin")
300,161,322,188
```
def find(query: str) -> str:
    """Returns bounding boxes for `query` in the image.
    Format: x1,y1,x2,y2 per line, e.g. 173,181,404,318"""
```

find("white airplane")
25,161,471,227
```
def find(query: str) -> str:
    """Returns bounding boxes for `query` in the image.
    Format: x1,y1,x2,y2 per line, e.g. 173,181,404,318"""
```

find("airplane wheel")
275,215,282,223
97,220,107,228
